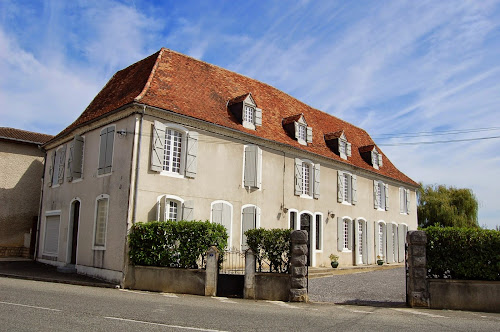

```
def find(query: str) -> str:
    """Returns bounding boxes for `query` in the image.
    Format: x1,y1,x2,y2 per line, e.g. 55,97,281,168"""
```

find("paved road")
309,267,406,305
1,277,500,332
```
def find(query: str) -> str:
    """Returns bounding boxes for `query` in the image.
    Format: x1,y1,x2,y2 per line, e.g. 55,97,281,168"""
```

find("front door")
300,214,311,266
70,201,80,265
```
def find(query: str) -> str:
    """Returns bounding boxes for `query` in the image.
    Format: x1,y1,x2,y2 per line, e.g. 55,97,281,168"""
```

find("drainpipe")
132,106,145,223
34,147,47,260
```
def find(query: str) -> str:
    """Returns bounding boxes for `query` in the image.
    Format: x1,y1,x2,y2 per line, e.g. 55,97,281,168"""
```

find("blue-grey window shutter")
242,206,256,250
313,163,320,199
294,158,302,195
306,126,313,143
255,108,262,126
337,171,343,202
212,203,223,224
373,181,379,209
104,127,114,174
67,141,74,181
151,121,166,172
71,135,84,180
244,145,257,188
57,146,66,184
256,147,262,189
98,128,107,175
399,188,404,213
185,131,198,178
384,183,389,211
182,200,194,221
337,217,343,251
351,175,357,205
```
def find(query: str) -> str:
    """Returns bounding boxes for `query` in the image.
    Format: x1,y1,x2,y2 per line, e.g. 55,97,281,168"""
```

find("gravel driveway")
308,267,406,306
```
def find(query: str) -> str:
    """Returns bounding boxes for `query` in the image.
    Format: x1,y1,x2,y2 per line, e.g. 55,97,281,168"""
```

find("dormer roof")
324,130,345,141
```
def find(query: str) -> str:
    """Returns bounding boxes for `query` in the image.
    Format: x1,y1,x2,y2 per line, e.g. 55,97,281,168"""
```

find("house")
37,48,418,283
0,127,53,258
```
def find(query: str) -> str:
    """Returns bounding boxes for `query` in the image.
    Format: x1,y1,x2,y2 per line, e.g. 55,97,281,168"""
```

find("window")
399,188,411,214
378,224,384,256
244,105,254,124
49,146,66,186
315,214,322,250
371,149,383,170
98,126,115,175
294,121,312,145
211,201,233,248
43,214,60,255
241,205,260,250
151,121,198,178
337,171,357,204
337,217,353,251
358,221,363,262
289,210,297,230
375,221,386,261
93,195,109,249
385,222,398,263
397,223,408,263
243,145,262,189
374,181,389,210
324,131,351,159
67,135,84,181
156,195,194,221
295,158,320,198
298,124,306,141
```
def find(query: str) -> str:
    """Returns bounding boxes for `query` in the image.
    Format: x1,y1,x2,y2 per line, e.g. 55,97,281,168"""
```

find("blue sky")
1,1,499,228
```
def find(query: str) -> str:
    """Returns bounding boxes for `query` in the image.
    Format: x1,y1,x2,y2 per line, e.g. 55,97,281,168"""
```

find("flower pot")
331,261,339,268
377,260,384,265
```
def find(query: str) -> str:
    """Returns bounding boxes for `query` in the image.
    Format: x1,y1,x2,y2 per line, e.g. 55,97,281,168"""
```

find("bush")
425,226,500,281
128,220,227,268
245,228,291,273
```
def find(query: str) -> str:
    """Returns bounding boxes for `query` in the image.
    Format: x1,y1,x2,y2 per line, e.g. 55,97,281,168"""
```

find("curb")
0,272,119,289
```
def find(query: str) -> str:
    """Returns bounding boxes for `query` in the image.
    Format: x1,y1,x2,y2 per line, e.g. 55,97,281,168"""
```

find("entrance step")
308,263,404,279
57,264,77,274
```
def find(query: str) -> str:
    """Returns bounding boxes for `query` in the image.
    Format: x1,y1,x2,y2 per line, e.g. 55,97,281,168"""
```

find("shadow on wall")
0,159,43,247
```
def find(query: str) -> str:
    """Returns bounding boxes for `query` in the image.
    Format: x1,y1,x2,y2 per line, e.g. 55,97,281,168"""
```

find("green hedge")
245,228,291,273
425,226,500,281
128,220,227,269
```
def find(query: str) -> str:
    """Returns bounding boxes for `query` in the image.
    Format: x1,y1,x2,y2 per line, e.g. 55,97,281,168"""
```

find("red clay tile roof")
0,127,53,145
282,114,304,126
359,145,376,153
324,131,344,141
52,48,417,186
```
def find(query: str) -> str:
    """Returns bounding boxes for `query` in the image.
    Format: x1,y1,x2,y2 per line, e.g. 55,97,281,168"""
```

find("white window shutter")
255,108,262,126
378,153,383,167
313,163,320,199
294,122,300,140
351,175,357,205
98,128,107,175
256,147,262,189
156,199,161,221
346,142,352,157
347,219,353,250
162,196,168,221
241,206,256,250
222,203,232,246
182,200,194,221
406,189,411,214
67,141,74,181
48,152,55,187
398,224,406,263
57,146,66,184
185,131,198,178
363,221,370,264
384,184,389,211
244,145,258,188
104,127,114,174
386,225,393,263
306,126,313,143
337,171,343,203
212,203,223,224
374,221,379,260
294,158,302,196
399,188,404,213
373,181,379,209
151,121,166,172
337,217,343,251
393,224,399,262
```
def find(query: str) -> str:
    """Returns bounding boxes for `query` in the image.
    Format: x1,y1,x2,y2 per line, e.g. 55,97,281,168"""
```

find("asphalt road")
1,277,500,331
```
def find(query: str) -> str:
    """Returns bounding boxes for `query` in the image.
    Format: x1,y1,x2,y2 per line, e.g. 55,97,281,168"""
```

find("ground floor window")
44,214,60,255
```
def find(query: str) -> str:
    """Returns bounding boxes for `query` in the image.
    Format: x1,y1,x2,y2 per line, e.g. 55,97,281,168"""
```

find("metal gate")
217,250,245,298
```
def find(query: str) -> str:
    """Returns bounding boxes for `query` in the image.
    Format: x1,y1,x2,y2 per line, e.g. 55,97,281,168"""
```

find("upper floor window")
374,180,389,210
359,145,383,169
228,93,262,130
244,105,255,124
282,114,312,146
151,121,198,178
371,148,383,170
325,131,351,160
337,171,357,204
98,126,115,176
67,135,84,182
399,187,410,214
294,158,320,199
49,145,66,187
243,145,262,189
297,123,307,142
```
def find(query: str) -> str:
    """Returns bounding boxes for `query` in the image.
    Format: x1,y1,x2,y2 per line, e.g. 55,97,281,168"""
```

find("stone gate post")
406,231,429,307
205,246,219,296
289,230,308,302
244,248,256,299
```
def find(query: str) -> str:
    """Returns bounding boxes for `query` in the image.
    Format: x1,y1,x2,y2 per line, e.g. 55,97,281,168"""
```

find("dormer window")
283,114,312,146
371,148,383,170
325,131,351,160
359,145,383,169
228,93,262,130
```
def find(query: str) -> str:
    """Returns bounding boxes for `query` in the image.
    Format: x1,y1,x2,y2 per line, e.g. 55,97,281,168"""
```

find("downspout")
34,147,47,260
132,106,145,223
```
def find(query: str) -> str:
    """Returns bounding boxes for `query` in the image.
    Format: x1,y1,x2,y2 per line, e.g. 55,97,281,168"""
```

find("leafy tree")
417,183,479,228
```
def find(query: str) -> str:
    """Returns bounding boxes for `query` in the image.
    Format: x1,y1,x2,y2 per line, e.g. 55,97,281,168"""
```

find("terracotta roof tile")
228,93,251,106
282,114,303,126
0,127,53,144
359,145,376,153
324,131,344,141
51,48,417,186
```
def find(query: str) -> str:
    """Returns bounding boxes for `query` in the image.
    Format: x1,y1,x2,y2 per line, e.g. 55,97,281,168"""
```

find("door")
70,201,80,265
300,214,311,266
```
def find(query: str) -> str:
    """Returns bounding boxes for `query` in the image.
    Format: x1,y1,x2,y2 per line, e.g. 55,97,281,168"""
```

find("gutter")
34,145,47,260
132,106,145,223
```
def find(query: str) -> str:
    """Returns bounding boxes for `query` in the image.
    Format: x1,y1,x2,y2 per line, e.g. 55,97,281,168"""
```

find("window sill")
42,252,58,257
242,121,256,130
97,172,112,178
300,194,313,199
400,212,409,215
160,171,184,179
341,249,352,253
51,184,60,188
297,139,307,146
377,208,386,212
71,178,83,183
92,246,106,251
341,201,352,206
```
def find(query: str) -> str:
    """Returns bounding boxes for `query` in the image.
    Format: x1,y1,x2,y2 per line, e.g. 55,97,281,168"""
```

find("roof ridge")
134,48,165,102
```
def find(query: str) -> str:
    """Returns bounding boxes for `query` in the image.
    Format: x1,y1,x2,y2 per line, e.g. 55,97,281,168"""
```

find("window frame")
160,123,189,178
288,209,298,230
43,210,61,256
156,194,184,222
92,194,109,250
301,161,312,197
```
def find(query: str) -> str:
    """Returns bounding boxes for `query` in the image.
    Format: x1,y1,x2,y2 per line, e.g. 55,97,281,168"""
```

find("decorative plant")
377,255,384,265
329,254,339,262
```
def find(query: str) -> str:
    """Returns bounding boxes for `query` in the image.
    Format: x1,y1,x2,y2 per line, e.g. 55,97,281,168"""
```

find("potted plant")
377,255,384,265
329,254,339,268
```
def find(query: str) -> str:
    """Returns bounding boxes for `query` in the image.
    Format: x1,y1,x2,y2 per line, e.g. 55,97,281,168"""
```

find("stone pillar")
205,246,219,296
406,231,429,307
289,230,308,302
244,248,256,299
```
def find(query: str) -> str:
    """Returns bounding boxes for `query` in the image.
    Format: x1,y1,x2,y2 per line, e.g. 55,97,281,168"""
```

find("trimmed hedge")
128,220,227,269
245,228,291,273
425,226,500,281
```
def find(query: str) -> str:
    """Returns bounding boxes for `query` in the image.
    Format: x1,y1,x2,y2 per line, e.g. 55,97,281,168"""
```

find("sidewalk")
0,258,117,288
308,263,404,279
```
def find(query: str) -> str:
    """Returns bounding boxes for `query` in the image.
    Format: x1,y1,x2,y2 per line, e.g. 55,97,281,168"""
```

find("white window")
244,105,255,124
211,201,233,248
156,195,194,221
295,159,320,198
43,214,60,256
315,214,323,251
298,124,306,141
371,149,383,170
93,195,109,249
241,205,260,250
293,118,312,145
98,126,115,175
339,139,346,156
399,187,411,214
50,146,66,186
378,224,384,256
67,135,84,181
337,217,353,251
338,171,356,204
374,181,389,210
243,145,262,189
151,121,198,178
375,221,386,261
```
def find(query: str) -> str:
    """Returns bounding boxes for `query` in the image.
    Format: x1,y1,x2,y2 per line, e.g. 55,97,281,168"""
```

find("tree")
417,183,479,228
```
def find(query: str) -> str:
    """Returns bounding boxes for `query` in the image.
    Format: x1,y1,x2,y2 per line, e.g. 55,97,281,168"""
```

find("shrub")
425,226,500,281
245,228,291,273
128,220,227,268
